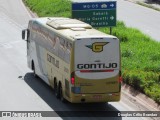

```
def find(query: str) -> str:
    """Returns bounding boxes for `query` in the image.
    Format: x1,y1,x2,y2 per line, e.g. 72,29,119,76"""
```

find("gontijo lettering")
77,63,117,69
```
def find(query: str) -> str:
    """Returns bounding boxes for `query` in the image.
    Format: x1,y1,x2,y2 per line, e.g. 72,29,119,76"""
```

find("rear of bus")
70,36,122,103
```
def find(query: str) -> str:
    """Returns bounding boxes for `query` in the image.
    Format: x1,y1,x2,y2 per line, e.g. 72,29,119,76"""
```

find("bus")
22,17,122,103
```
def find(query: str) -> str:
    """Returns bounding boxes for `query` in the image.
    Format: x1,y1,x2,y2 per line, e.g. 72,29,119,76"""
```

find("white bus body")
22,17,122,103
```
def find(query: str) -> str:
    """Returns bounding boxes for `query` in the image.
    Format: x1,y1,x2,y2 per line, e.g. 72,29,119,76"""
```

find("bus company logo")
86,42,109,52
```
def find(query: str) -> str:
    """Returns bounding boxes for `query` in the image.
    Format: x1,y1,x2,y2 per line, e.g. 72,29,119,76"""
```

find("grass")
23,0,71,17
23,0,160,103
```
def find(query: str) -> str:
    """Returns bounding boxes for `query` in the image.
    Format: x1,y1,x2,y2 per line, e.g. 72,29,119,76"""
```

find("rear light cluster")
71,71,122,85
119,76,123,83
71,72,75,85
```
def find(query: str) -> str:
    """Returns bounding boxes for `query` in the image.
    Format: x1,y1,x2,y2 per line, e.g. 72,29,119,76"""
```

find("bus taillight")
119,76,122,83
71,72,75,85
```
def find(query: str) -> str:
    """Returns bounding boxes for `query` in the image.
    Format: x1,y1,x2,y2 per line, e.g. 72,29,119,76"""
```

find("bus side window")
60,38,65,49
66,41,69,49
64,41,71,63
27,21,33,42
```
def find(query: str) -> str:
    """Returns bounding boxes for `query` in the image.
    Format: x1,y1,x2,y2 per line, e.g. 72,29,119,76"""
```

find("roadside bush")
123,70,160,103
144,84,160,103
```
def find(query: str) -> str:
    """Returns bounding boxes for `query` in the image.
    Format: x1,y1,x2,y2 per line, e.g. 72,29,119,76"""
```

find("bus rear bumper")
69,92,121,103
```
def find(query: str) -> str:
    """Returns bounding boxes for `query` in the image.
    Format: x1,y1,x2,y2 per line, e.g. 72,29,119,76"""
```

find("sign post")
72,1,117,34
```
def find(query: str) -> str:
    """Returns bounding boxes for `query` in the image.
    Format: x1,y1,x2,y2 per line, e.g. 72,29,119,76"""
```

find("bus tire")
59,84,66,103
32,61,38,78
55,82,60,98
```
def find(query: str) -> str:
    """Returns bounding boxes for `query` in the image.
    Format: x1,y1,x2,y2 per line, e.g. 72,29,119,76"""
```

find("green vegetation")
23,0,71,17
23,0,160,103
100,24,160,103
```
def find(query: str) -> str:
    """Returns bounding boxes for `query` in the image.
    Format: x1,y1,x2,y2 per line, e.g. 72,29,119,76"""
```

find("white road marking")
0,40,22,49
0,12,23,30
2,43,12,48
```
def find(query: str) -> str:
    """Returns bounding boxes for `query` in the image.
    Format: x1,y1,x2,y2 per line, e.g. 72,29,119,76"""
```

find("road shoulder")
122,83,160,111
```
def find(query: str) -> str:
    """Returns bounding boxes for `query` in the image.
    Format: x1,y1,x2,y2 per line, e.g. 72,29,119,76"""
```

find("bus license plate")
93,95,102,100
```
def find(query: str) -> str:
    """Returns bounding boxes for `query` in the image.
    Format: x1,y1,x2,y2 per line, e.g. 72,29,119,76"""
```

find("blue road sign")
72,1,117,27
72,1,116,10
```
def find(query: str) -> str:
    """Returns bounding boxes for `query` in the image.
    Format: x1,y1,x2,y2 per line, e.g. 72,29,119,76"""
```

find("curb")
25,6,38,18
125,0,160,11
22,0,38,18
124,0,136,3
125,0,137,3
122,83,160,111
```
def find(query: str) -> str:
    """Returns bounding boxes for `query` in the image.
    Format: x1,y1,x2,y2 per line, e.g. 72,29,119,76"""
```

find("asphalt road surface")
72,0,160,42
0,0,159,120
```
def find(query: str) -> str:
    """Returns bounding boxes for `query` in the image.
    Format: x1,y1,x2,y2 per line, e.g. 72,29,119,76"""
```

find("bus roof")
46,17,92,29
31,17,117,41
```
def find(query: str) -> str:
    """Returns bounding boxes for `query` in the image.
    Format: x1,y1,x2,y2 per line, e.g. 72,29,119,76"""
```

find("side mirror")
22,30,26,40
22,29,30,41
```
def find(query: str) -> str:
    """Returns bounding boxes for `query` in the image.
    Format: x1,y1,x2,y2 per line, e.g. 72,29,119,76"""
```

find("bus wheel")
55,83,60,98
59,84,66,103
32,61,38,78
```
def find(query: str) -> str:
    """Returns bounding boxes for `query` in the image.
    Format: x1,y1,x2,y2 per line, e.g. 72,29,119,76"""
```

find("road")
0,0,159,120
72,0,160,42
